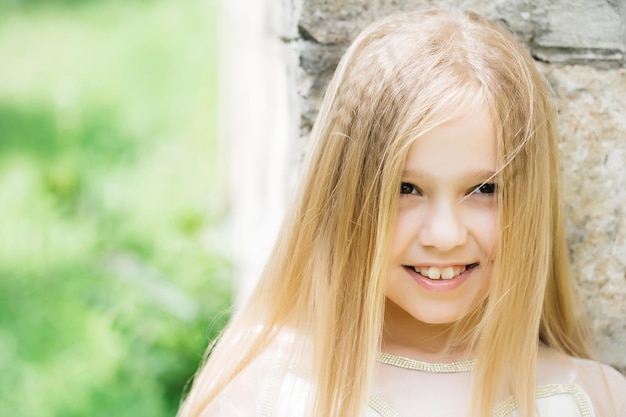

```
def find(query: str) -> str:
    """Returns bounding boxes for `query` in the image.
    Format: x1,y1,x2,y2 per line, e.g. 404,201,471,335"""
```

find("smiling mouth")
405,263,479,280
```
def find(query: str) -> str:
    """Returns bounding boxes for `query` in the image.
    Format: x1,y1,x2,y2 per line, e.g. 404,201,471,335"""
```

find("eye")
471,183,497,195
400,182,421,195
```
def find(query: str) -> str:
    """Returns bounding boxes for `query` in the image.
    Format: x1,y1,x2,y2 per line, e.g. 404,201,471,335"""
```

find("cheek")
482,210,498,252
389,222,405,259
389,207,417,257
474,209,498,256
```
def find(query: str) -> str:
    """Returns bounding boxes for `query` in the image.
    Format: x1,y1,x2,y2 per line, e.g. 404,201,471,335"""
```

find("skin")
383,101,498,360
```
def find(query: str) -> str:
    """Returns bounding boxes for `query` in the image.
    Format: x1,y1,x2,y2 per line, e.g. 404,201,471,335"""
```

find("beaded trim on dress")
377,351,475,373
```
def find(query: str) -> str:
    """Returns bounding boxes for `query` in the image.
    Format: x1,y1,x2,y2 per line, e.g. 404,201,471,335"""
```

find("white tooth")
453,267,461,277
428,267,441,279
460,265,466,273
419,267,429,276
441,267,455,279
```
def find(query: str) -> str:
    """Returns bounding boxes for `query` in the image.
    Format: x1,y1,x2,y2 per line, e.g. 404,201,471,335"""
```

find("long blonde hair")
179,9,594,417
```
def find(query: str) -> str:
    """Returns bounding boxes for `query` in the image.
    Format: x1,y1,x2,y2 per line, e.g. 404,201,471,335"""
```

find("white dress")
367,349,624,417
201,342,626,417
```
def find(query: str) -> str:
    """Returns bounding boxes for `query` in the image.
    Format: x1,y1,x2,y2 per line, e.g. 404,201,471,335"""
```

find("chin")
414,312,468,325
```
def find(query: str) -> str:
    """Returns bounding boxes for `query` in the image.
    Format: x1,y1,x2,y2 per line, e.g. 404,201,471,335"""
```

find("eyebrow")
402,169,497,182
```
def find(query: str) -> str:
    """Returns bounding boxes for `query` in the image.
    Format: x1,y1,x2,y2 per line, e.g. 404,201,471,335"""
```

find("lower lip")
405,266,474,292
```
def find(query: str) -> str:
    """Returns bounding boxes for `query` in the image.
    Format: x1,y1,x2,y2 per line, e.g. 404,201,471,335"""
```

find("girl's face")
385,102,498,326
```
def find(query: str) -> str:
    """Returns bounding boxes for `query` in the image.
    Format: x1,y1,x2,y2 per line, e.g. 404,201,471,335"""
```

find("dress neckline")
377,351,475,373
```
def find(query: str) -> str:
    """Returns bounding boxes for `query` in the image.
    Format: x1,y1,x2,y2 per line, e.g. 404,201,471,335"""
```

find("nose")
418,200,467,251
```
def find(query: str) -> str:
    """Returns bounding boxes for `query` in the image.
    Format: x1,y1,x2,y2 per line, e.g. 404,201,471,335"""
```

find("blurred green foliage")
0,0,232,416
0,0,156,12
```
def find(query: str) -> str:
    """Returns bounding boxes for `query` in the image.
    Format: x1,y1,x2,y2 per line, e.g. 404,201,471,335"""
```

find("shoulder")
205,328,313,417
569,354,626,390
577,358,626,417
538,349,626,417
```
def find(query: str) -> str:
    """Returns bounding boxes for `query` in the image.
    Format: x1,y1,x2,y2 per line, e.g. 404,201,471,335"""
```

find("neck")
382,300,475,362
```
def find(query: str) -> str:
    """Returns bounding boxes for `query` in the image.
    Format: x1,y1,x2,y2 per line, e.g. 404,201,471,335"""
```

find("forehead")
404,102,497,180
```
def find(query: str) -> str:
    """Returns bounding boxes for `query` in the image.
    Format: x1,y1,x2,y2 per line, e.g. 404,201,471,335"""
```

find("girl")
179,9,626,417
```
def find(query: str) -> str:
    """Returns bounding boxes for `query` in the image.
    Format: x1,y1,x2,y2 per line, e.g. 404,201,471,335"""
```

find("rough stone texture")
544,64,626,369
531,0,624,64
277,0,626,369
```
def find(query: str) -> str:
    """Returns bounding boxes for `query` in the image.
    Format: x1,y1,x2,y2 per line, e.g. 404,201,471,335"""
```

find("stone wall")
224,0,626,370
275,0,626,370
